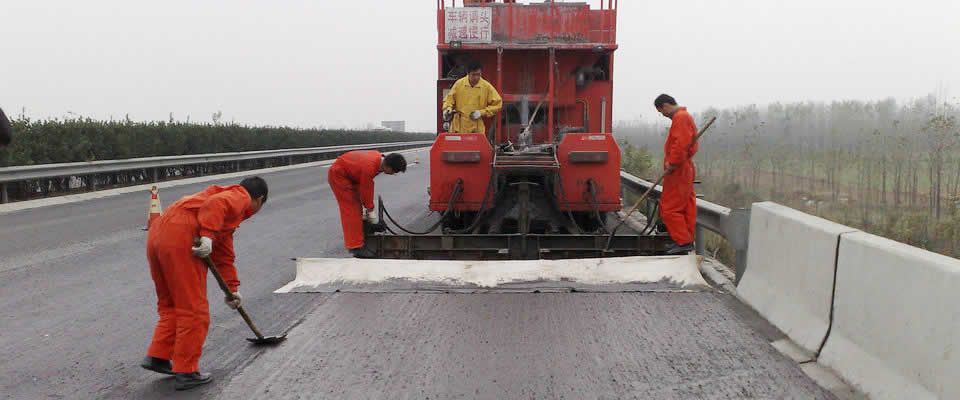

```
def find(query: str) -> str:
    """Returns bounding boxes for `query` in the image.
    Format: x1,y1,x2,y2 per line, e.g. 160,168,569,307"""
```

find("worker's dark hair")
654,94,677,109
384,153,407,173
241,176,268,203
0,107,11,146
466,60,483,73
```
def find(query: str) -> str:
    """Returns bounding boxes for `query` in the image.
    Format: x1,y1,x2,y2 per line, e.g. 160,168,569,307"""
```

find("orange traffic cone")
145,185,162,230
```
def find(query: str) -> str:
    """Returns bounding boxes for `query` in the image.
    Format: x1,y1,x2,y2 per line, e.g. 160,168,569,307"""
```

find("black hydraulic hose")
586,179,609,234
379,180,463,235
380,200,445,235
553,173,585,234
447,164,500,234
642,201,661,235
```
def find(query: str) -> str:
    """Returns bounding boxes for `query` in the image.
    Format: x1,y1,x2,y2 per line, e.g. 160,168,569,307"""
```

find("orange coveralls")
328,150,382,249
145,185,252,373
661,107,699,246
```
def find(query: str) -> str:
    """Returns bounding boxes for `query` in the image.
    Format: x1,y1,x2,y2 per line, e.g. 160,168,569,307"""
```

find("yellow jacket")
442,77,503,134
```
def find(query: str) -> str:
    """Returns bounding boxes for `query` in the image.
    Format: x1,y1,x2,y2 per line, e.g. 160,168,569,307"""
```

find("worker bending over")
141,177,268,390
442,60,503,134
328,150,406,258
654,94,699,255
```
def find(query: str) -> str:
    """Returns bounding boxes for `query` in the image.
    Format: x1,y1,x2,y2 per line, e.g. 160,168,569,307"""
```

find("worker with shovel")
140,177,268,390
655,94,700,255
328,150,406,258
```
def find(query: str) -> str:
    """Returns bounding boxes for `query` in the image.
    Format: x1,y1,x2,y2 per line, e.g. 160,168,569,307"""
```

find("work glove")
224,292,241,309
191,236,213,258
470,110,482,120
442,108,455,121
362,208,374,222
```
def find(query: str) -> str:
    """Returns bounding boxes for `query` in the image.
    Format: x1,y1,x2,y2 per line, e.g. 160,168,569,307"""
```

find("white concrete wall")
737,202,857,355
820,231,960,400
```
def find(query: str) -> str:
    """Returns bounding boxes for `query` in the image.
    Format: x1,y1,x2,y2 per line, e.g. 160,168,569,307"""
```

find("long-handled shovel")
200,256,287,345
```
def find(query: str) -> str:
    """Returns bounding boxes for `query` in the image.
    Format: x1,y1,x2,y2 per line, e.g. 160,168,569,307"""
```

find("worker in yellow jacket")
442,60,503,134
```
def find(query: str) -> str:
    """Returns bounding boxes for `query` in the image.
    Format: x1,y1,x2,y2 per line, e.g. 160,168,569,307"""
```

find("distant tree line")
615,95,960,258
0,117,432,167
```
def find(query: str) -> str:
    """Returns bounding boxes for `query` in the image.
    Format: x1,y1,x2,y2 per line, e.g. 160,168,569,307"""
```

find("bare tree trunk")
927,157,937,218
770,158,777,198
809,156,816,192
935,156,943,220
952,159,960,200
894,161,902,206
911,160,919,207
881,155,887,206
829,151,837,202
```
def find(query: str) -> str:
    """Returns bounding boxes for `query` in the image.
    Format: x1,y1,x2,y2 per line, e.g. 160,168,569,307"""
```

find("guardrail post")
88,175,97,192
695,224,705,255
152,168,159,183
1,183,8,204
620,179,625,203
728,208,752,284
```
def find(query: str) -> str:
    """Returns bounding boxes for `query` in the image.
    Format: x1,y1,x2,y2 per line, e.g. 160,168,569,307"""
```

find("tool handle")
201,255,234,297
616,116,717,225
693,115,717,142
200,255,266,340
235,306,266,340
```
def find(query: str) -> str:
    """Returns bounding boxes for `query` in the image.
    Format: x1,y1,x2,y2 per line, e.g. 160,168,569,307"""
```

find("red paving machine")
369,0,673,260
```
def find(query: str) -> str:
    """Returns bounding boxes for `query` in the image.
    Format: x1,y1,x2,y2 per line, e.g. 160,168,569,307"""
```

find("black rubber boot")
363,220,387,234
175,372,213,391
665,242,695,255
349,247,377,259
140,356,174,375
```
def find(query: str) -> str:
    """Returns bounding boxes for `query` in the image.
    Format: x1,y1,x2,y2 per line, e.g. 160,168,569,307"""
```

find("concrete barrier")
820,231,960,400
737,202,857,355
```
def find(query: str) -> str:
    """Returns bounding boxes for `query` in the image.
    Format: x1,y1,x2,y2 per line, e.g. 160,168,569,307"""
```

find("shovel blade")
246,335,287,345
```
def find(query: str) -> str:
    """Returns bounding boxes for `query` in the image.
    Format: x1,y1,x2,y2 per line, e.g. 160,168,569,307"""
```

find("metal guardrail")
620,170,751,282
0,141,433,203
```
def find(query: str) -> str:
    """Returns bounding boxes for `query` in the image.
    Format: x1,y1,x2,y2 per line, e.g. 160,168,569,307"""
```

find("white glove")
470,110,482,120
191,236,213,258
224,292,241,309
442,108,455,120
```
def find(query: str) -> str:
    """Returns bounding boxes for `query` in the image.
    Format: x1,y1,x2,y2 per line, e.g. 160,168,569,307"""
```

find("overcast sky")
2,0,957,131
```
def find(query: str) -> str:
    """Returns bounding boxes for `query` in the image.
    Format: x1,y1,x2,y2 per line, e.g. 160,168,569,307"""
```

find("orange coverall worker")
328,150,383,249
661,107,699,246
442,76,503,134
145,185,253,373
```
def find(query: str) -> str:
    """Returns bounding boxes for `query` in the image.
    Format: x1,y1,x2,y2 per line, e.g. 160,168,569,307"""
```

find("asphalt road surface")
0,149,834,399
